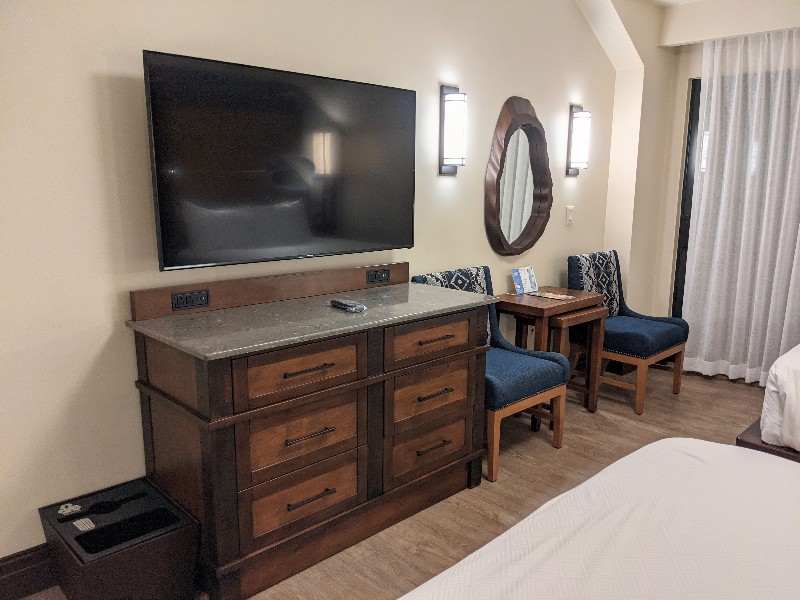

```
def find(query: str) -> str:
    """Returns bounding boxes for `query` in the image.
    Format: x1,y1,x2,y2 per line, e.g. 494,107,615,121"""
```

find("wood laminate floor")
26,371,762,600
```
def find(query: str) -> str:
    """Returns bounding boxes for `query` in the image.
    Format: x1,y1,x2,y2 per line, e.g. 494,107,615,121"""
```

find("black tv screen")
143,51,415,270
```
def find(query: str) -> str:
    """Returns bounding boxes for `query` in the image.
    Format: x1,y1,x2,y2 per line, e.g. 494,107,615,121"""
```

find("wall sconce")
439,85,467,175
566,104,591,176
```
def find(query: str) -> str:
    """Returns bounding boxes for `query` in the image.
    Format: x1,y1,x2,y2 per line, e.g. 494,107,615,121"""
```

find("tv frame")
142,50,416,271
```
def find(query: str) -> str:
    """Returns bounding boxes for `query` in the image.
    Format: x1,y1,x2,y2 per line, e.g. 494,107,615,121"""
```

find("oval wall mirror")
484,97,553,255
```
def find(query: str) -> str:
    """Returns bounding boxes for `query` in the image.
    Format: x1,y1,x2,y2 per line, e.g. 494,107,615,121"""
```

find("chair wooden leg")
486,409,501,482
634,362,648,415
672,346,685,394
551,390,565,448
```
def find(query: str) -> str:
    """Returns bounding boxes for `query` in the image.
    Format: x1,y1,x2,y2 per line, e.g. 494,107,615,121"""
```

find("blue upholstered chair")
568,250,689,414
411,266,569,482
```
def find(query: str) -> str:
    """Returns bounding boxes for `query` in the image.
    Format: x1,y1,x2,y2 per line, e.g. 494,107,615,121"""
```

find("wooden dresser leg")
467,458,482,488
204,568,240,600
486,410,501,482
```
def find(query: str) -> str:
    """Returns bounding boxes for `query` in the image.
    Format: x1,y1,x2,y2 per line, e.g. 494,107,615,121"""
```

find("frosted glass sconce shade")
566,104,591,176
440,85,467,175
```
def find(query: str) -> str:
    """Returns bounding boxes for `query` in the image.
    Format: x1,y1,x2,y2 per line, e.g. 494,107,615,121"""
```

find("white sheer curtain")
683,29,800,385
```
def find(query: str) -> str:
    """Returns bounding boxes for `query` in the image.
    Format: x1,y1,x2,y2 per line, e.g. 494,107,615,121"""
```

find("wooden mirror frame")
484,96,554,255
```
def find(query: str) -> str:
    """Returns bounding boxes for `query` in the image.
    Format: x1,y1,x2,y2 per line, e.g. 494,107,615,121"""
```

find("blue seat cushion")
603,315,687,359
485,348,569,411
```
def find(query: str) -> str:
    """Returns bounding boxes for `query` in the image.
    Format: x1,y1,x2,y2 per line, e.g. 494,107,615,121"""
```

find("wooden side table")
549,306,607,412
496,287,605,412
495,287,604,351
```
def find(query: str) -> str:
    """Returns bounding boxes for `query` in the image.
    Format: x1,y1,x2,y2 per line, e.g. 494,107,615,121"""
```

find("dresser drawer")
234,333,368,410
387,357,472,434
236,388,367,489
239,447,367,553
384,417,468,490
384,311,476,371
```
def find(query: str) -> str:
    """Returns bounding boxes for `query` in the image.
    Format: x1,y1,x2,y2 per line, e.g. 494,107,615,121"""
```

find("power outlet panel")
366,269,390,284
171,289,210,311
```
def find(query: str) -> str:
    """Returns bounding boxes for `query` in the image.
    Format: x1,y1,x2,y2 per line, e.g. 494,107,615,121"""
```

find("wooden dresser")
126,263,494,599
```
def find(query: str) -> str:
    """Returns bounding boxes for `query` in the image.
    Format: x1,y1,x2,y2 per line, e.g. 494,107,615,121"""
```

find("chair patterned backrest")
570,250,622,316
411,266,492,341
412,266,490,295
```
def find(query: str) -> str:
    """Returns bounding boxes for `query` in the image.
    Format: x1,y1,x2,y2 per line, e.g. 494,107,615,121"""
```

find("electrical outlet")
171,289,210,311
366,269,390,284
566,205,575,226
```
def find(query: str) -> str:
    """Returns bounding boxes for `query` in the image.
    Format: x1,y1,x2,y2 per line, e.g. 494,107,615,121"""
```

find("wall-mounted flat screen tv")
143,51,416,270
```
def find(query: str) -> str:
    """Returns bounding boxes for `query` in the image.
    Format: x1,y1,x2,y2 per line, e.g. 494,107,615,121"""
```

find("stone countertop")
126,283,498,360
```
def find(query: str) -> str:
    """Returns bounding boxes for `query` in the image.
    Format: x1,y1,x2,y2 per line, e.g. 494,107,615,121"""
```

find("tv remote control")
329,298,367,313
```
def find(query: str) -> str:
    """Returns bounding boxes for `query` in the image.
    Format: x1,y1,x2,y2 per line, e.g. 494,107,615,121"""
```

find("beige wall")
610,0,678,313
0,0,615,557
662,0,800,46
653,43,703,315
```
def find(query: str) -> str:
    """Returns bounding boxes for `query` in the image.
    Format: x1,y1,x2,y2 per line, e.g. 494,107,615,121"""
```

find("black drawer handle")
416,439,453,457
285,426,336,447
418,387,454,403
287,487,336,512
418,334,455,347
284,362,335,379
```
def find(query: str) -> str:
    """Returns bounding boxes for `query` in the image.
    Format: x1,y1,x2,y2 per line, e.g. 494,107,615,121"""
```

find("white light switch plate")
566,205,575,225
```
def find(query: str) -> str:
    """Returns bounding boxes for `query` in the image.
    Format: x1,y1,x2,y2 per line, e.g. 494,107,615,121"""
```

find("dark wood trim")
384,310,477,371
383,407,470,490
475,305,489,347
143,338,200,411
129,262,410,321
366,328,384,377
0,544,54,600
736,419,800,463
472,352,486,452
484,96,554,256
199,359,234,419
389,356,471,434
200,427,240,566
135,333,156,476
467,458,482,488
233,456,475,597
238,447,368,554
236,389,366,487
207,347,487,430
139,392,156,476
366,382,385,499
136,381,210,427
234,333,367,410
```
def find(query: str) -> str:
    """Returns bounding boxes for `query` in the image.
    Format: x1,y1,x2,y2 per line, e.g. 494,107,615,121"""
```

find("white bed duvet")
762,344,800,451
401,438,800,600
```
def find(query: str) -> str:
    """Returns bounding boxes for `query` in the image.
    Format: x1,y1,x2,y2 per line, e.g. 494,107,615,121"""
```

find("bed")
761,344,800,451
400,438,800,599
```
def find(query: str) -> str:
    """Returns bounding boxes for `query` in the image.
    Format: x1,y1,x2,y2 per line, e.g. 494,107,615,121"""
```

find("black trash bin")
39,478,198,600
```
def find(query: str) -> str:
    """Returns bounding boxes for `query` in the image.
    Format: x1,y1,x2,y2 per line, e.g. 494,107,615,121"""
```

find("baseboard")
0,544,55,600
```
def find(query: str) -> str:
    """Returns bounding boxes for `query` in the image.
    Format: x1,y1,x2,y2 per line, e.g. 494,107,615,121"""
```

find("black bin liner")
39,478,193,564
